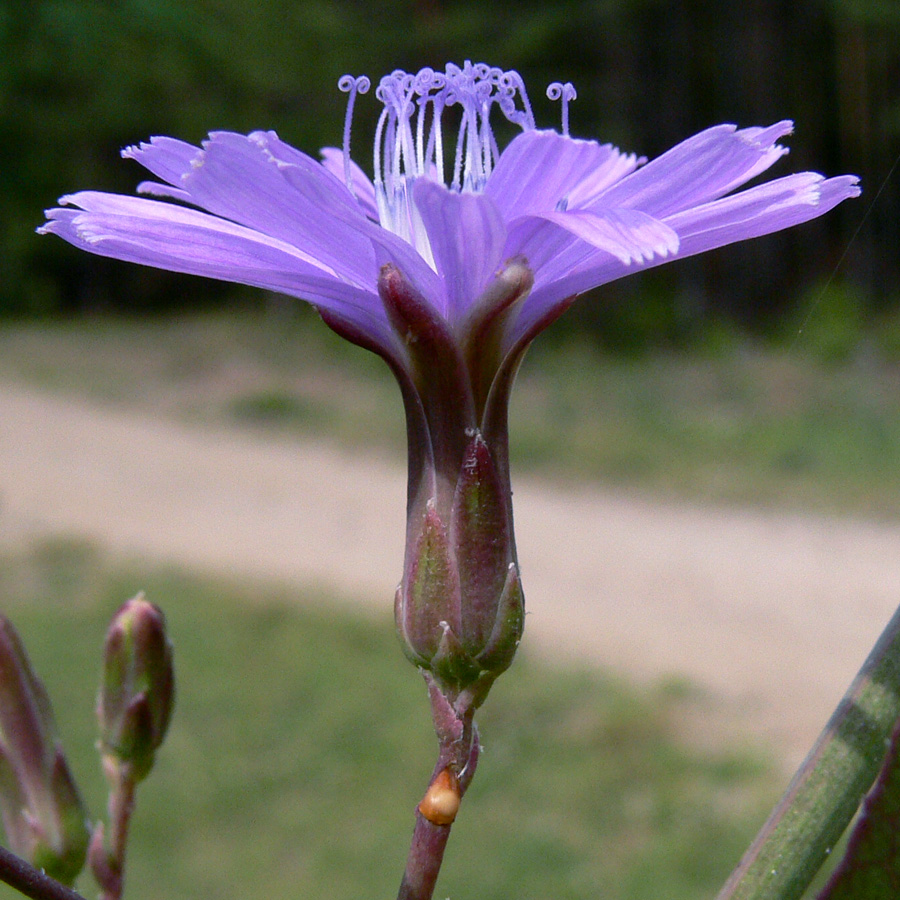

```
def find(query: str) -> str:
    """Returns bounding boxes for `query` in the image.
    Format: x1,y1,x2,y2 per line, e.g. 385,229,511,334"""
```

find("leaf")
817,715,900,899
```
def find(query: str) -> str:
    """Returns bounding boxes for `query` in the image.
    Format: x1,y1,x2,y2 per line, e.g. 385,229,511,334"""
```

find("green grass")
513,337,900,515
1,307,898,516
0,537,776,900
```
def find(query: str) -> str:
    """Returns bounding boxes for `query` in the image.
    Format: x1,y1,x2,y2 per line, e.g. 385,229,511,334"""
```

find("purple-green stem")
716,602,900,900
397,711,480,900
90,764,136,900
0,846,86,900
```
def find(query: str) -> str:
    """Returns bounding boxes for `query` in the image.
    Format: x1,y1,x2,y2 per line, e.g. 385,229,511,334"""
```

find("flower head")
40,62,859,706
39,61,858,375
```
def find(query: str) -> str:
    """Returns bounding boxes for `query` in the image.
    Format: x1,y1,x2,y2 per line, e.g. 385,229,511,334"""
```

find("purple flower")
40,63,858,372
40,62,859,707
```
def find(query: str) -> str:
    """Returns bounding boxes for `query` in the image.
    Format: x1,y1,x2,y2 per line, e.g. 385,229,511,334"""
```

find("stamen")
361,63,547,250
463,101,481,190
373,106,389,190
396,73,418,185
337,75,370,197
415,93,428,174
451,114,468,191
546,82,577,137
500,70,536,130
431,95,446,184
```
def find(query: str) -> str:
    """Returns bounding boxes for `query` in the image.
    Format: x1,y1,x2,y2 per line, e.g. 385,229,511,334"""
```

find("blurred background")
3,0,900,511
2,3,900,900
2,0,898,347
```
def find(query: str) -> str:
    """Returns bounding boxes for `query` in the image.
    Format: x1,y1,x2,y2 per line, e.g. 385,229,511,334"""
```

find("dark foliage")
2,0,897,345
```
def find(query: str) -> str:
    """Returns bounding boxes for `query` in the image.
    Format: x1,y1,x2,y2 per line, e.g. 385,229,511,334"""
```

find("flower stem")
396,813,454,900
0,846,87,900
397,721,480,900
716,603,900,900
103,772,136,900
88,764,137,900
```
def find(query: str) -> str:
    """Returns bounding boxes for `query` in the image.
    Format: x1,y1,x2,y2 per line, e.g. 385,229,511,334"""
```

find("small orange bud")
418,768,460,826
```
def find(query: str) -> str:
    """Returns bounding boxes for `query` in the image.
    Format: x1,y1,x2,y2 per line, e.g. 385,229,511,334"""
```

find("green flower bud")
0,616,89,885
97,595,174,782
395,431,524,706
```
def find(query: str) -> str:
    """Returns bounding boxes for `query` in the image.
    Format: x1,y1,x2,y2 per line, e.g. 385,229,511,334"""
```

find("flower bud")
0,615,89,885
395,430,525,705
97,595,174,782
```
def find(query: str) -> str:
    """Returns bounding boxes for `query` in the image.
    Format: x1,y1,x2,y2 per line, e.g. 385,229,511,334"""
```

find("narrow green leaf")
816,716,900,899
717,603,900,900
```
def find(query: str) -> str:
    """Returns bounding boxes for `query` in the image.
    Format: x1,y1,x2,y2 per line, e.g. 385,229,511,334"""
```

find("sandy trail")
2,382,899,766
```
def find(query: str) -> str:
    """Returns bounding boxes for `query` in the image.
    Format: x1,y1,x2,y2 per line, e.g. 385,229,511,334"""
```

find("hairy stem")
716,603,900,900
0,846,87,900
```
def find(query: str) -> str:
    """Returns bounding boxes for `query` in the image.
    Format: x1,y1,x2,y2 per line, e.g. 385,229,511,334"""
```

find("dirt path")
2,381,899,767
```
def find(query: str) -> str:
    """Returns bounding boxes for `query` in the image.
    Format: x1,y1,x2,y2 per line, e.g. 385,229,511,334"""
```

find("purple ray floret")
40,62,859,358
